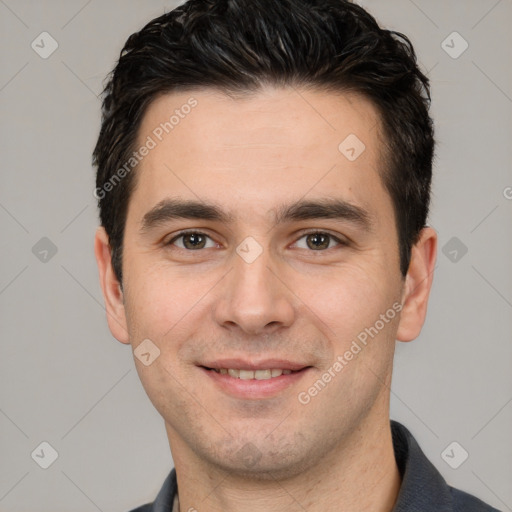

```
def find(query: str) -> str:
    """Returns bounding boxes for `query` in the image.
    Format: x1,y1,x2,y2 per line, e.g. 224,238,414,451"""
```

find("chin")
201,432,322,481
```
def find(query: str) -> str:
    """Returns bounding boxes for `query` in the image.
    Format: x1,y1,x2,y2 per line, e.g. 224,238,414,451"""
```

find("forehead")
139,86,381,160
131,86,390,225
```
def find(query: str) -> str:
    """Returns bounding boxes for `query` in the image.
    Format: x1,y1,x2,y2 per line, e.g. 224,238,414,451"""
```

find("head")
94,0,434,284
94,0,436,479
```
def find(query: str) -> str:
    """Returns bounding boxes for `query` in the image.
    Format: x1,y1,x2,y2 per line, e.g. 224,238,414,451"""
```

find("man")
92,1,499,510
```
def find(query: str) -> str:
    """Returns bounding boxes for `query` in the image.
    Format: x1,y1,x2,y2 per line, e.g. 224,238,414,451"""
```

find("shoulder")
450,486,502,512
125,468,177,512
127,506,153,512
391,421,501,512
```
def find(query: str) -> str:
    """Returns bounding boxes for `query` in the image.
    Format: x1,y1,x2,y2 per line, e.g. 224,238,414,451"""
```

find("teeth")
239,370,254,380
214,368,295,379
255,369,271,380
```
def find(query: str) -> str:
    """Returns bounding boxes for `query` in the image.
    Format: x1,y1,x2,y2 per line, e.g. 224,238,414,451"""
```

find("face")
96,86,435,479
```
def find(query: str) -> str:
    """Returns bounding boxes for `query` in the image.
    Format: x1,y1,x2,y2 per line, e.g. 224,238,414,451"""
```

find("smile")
201,364,311,399
209,368,294,379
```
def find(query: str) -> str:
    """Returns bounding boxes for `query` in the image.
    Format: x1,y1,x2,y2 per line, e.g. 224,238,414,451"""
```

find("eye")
165,230,346,252
293,231,346,251
167,231,217,250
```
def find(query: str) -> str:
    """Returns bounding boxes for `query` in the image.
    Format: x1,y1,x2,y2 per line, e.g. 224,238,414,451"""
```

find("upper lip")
200,359,310,371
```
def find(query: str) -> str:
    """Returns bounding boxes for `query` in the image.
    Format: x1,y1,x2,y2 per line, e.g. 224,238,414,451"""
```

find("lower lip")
200,367,311,399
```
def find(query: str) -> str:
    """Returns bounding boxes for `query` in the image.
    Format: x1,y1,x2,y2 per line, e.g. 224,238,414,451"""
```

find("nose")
214,245,295,336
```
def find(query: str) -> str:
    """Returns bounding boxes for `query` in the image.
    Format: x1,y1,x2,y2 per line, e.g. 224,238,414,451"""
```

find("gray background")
0,0,511,510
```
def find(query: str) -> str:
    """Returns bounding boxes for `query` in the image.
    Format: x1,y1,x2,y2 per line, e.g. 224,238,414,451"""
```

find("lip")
199,359,312,399
200,359,308,371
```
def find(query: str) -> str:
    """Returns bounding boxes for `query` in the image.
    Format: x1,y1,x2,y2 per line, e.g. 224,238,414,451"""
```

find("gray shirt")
129,421,500,511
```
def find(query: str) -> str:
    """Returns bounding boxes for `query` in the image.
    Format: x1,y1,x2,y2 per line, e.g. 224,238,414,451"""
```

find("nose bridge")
234,244,274,298
214,239,295,334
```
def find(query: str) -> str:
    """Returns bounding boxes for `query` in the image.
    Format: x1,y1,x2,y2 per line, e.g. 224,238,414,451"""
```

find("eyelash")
166,229,347,252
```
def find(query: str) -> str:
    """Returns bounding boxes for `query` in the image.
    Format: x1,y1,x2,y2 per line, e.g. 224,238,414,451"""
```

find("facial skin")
95,86,437,512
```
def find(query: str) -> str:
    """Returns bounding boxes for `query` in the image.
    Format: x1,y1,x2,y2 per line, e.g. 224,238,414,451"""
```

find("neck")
167,413,401,512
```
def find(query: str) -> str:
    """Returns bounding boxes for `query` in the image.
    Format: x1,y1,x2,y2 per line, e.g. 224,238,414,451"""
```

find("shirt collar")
391,420,453,511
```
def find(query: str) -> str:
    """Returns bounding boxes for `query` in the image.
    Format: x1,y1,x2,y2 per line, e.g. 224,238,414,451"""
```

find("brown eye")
294,231,345,251
306,233,330,250
168,231,215,250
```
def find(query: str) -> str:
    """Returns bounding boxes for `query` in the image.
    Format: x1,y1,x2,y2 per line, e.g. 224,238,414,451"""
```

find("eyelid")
166,229,217,246
166,228,348,250
292,229,348,248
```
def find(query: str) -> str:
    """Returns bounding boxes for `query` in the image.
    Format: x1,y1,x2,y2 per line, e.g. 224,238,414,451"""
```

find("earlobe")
94,227,130,344
396,227,437,342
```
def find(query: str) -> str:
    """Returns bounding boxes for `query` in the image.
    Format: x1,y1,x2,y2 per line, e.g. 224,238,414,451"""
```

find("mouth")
205,367,297,379
199,360,312,399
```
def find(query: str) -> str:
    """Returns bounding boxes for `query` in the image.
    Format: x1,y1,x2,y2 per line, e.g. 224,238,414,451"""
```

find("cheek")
123,266,178,339
123,260,221,344
293,261,398,336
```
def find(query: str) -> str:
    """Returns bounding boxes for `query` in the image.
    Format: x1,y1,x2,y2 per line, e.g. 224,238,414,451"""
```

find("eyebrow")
140,197,373,233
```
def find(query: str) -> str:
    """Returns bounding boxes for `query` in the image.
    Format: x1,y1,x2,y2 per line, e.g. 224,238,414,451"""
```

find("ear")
94,226,130,344
396,227,437,342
